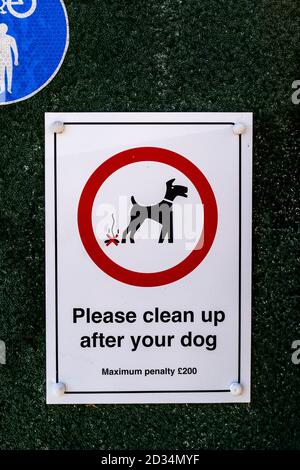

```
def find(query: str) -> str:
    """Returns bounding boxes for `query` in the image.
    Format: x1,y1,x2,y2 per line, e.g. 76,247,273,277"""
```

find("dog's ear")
166,178,175,187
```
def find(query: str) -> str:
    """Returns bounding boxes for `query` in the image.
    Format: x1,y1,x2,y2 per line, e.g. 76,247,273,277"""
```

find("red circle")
78,147,218,287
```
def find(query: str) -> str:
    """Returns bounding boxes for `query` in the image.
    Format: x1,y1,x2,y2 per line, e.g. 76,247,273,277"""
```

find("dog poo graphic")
121,179,188,244
105,214,120,246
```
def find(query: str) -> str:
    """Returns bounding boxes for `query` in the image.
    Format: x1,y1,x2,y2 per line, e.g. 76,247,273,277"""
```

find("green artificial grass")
0,0,299,450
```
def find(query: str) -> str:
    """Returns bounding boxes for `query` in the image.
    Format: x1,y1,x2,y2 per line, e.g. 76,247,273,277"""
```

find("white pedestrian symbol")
0,0,37,18
0,23,18,94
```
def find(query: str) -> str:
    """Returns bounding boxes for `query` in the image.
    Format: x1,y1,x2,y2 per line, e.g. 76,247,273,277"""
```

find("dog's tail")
131,196,137,205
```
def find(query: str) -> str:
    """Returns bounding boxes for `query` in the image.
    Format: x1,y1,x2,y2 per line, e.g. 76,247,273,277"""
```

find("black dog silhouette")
121,179,188,243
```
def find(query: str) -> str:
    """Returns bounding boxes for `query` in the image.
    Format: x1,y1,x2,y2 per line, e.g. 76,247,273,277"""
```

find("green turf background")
0,0,299,450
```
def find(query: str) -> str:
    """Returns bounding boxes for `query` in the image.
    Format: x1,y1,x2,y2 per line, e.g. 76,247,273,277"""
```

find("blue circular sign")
0,0,68,105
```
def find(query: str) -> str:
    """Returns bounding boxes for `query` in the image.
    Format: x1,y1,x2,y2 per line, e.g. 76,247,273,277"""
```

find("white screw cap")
230,382,243,396
52,382,66,397
233,122,246,135
51,121,65,134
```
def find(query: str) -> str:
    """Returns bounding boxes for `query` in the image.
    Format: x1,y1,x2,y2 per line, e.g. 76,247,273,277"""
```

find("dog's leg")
121,225,130,243
121,207,141,243
168,210,174,243
159,223,168,243
128,219,144,243
158,204,171,243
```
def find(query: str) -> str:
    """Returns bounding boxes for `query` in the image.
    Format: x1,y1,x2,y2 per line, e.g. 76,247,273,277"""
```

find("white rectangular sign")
46,112,252,404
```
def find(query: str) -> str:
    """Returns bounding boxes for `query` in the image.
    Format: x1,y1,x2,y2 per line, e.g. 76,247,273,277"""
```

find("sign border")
77,146,218,287
53,120,242,395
